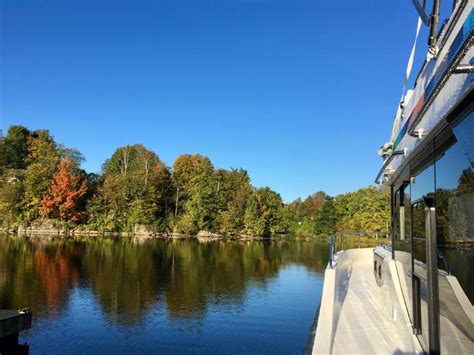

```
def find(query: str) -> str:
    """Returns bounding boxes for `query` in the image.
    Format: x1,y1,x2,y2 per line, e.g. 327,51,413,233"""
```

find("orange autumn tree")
40,157,87,223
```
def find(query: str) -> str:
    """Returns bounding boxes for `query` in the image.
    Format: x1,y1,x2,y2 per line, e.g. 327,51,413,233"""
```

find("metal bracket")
453,64,474,73
413,128,429,138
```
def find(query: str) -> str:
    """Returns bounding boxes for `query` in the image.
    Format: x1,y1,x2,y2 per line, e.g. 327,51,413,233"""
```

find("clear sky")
1,0,441,202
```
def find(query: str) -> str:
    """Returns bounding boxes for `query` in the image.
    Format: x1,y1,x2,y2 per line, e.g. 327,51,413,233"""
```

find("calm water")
0,235,330,354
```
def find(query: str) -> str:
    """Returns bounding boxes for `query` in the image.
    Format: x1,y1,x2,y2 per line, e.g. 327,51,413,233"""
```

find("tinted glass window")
411,159,435,202
404,186,412,243
394,184,413,322
411,163,435,266
452,110,474,166
435,119,474,303
435,112,474,353
394,185,411,251
394,189,400,241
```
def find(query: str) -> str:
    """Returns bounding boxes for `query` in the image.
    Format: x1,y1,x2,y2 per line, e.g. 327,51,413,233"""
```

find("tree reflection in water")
0,236,329,325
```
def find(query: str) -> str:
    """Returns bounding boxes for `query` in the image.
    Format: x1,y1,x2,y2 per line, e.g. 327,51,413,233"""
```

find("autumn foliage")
40,157,87,222
1,125,392,236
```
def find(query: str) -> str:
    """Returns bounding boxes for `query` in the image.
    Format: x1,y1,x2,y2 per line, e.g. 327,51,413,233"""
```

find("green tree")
244,192,265,237
3,125,31,169
215,169,252,235
172,154,214,215
172,155,217,234
0,137,6,170
286,191,328,237
22,130,60,221
58,145,85,172
315,196,337,235
0,172,25,227
303,191,326,220
286,199,309,236
333,186,390,235
88,144,171,231
244,187,285,237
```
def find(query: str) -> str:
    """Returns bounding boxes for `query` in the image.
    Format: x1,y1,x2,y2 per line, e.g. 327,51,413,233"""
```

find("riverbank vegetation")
0,125,390,237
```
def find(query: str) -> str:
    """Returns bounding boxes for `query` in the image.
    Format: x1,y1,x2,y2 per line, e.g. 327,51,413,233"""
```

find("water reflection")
0,236,328,325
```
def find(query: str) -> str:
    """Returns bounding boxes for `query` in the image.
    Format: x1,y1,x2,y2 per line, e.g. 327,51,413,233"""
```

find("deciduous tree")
172,155,217,233
23,130,60,221
3,125,30,169
40,157,88,223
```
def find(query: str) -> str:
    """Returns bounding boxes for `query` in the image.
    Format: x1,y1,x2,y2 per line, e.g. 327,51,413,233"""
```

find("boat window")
412,201,427,264
451,110,474,166
393,189,401,241
435,111,474,353
404,185,412,244
435,117,474,304
411,151,435,202
394,184,411,252
411,160,435,266
393,183,413,323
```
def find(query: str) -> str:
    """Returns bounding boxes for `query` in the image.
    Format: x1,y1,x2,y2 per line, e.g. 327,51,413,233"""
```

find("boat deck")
313,248,421,354
331,256,415,353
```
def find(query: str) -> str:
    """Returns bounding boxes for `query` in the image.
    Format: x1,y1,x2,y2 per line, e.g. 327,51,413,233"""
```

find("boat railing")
374,149,405,185
328,232,391,268
329,235,335,268
437,249,452,275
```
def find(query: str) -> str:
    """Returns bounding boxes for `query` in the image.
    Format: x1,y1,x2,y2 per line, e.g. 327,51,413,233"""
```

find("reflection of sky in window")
452,111,474,168
436,142,470,191
410,110,472,200
411,165,434,202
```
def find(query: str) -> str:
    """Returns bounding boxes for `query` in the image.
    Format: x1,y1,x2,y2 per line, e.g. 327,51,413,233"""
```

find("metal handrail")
374,150,405,184
329,235,335,268
437,249,452,275
328,232,391,268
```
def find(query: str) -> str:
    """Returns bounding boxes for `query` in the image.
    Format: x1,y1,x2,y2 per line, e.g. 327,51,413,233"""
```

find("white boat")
312,1,473,353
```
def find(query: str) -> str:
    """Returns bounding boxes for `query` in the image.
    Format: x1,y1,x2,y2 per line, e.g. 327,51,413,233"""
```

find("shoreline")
1,227,305,242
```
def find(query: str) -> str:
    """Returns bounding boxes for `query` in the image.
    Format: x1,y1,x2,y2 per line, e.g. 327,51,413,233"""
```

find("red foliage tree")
40,157,87,222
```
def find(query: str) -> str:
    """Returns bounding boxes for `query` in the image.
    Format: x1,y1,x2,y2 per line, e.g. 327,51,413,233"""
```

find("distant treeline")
0,125,390,237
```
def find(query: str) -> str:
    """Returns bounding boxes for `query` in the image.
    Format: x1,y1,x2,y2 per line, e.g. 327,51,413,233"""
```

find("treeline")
0,125,390,237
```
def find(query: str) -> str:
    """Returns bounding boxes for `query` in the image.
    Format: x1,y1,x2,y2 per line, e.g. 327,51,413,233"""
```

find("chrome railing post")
329,235,334,268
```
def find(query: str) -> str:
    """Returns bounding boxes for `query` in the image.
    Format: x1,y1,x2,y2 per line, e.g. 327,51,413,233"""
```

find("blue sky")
1,0,440,202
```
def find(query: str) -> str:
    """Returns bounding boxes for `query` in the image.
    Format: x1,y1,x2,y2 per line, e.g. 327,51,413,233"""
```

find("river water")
0,235,330,354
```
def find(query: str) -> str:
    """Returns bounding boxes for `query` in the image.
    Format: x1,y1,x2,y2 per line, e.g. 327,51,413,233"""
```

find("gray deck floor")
331,251,418,354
